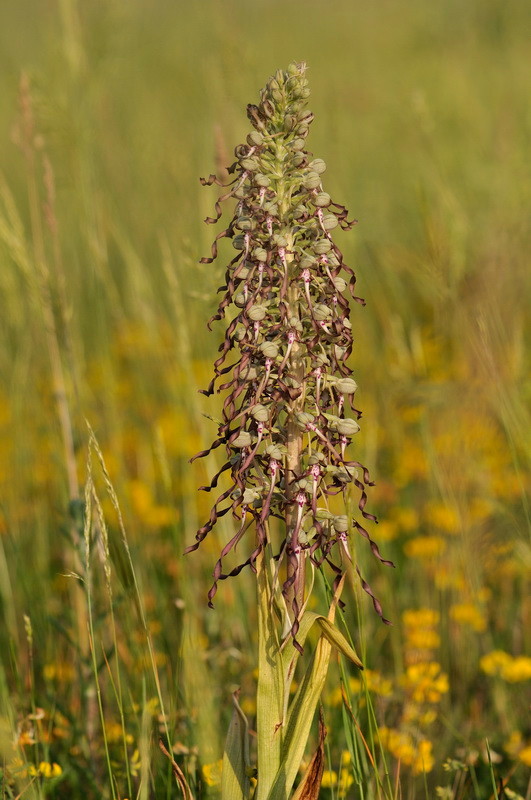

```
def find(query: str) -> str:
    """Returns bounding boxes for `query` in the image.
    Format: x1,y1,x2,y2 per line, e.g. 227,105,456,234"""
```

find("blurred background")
0,0,530,797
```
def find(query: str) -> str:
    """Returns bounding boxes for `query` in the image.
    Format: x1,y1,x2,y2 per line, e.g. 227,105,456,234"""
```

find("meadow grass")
0,0,530,797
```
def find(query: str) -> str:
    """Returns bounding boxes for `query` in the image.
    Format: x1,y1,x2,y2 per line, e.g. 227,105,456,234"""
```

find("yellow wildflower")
424,501,460,534
402,703,437,727
202,759,223,787
450,603,487,633
394,444,429,485
412,740,434,775
239,696,257,716
480,650,513,677
29,762,62,778
501,656,531,683
404,536,446,560
403,609,440,629
504,732,531,767
43,661,76,682
391,506,419,533
433,566,466,591
338,767,354,797
406,629,441,650
363,669,393,697
401,662,449,703
376,519,399,541
379,728,434,774
320,770,338,788
105,722,134,745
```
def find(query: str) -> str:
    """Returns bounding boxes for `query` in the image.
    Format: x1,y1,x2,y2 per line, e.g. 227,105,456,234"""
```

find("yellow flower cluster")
201,759,223,787
401,662,449,704
28,761,62,778
449,602,486,632
326,670,393,707
321,765,354,797
402,608,441,656
378,727,434,774
480,651,531,682
504,732,531,767
404,536,446,561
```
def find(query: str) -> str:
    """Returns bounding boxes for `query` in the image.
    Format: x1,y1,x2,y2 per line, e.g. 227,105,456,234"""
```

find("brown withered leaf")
291,709,327,800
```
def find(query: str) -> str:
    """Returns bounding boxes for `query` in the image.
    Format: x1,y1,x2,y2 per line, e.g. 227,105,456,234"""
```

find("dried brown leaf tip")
189,62,393,628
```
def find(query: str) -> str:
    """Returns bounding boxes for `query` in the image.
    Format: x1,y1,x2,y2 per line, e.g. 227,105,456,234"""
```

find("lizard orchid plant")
188,62,393,800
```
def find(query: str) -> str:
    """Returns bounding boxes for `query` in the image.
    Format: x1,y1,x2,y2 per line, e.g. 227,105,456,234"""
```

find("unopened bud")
232,431,252,448
309,158,326,174
335,378,358,394
313,239,331,254
333,515,349,533
336,418,360,436
248,305,267,321
322,214,338,231
303,172,321,190
259,340,279,358
251,404,269,422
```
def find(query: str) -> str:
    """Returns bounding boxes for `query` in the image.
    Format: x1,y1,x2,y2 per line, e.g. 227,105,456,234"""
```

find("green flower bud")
242,366,259,381
315,508,334,521
309,158,326,174
335,378,358,394
294,411,315,429
300,255,316,268
253,247,268,262
313,239,332,254
291,138,306,151
264,446,282,461
313,192,331,207
336,418,360,436
241,157,260,171
236,217,255,231
293,205,307,219
232,235,246,250
255,173,271,187
291,153,305,167
273,234,288,247
332,277,347,292
232,431,252,448
251,404,269,422
242,488,262,506
333,515,349,533
283,114,296,131
322,214,338,231
335,465,359,483
288,316,303,332
259,340,279,358
303,172,321,190
234,293,246,308
313,304,331,321
248,304,267,321
247,131,264,146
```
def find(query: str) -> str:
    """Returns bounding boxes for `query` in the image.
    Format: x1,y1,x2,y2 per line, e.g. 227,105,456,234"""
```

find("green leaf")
255,550,286,800
266,578,350,800
221,692,251,800
315,617,363,668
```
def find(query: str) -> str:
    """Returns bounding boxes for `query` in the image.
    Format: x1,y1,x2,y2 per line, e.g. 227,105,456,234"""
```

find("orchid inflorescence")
187,62,392,638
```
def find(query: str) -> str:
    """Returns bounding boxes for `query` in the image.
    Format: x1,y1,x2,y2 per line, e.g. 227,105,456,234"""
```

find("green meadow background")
0,0,530,797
